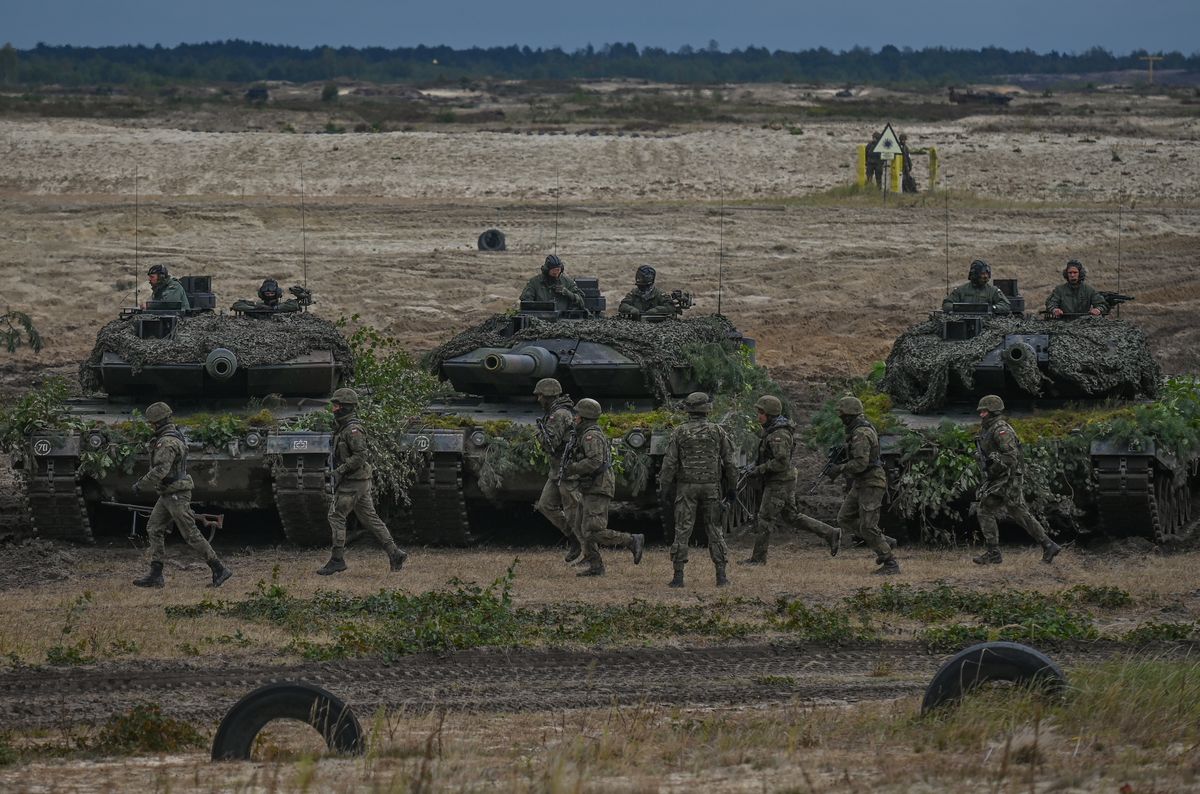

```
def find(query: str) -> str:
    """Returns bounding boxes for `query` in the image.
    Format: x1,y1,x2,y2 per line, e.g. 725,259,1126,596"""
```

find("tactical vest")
676,420,723,484
847,417,884,470
561,425,611,486
333,416,372,479
981,419,1022,470
158,427,188,484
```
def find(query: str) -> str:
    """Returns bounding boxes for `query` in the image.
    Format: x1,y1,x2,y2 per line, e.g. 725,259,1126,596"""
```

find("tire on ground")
477,229,506,251
921,641,1066,715
211,681,365,760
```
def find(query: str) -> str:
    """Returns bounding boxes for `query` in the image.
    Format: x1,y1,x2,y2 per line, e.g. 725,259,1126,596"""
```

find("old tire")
211,682,365,760
921,641,1066,715
477,228,506,251
205,348,238,382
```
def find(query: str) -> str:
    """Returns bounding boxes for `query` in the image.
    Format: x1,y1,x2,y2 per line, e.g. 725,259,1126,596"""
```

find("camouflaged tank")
404,278,757,544
877,279,1196,544
16,277,350,546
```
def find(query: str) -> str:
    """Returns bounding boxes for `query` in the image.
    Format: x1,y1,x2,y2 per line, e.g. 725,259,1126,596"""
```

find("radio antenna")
1116,199,1123,318
944,190,950,295
553,168,560,254
300,163,308,289
134,164,140,307
717,175,726,316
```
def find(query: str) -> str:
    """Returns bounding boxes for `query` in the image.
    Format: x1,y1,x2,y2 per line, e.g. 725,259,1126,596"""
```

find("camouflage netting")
426,314,740,403
881,316,1162,413
80,313,354,394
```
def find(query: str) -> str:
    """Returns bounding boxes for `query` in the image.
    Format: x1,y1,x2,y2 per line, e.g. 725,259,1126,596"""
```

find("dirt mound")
0,538,77,590
881,316,1162,413
79,313,354,393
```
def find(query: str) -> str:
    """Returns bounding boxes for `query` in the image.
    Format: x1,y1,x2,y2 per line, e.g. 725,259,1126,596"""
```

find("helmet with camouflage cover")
754,395,783,417
533,378,563,397
968,259,992,284
331,387,360,405
837,395,864,416
977,394,1005,413
635,265,656,287
683,391,711,414
144,402,173,424
575,398,602,420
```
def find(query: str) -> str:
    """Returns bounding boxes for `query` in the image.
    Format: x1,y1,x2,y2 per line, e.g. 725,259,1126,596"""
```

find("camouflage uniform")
534,393,579,544
1046,283,1106,316
618,285,674,319
833,415,895,570
137,422,218,567
658,399,738,583
975,416,1052,550
520,270,585,311
941,282,1010,314
152,277,191,310
747,415,797,563
562,404,641,575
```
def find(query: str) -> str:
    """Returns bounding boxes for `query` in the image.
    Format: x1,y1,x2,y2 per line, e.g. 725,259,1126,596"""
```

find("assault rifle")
809,444,848,493
1098,291,1134,307
103,501,224,542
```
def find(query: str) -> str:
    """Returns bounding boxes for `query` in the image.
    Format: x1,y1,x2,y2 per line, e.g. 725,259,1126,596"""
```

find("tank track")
23,465,92,543
272,464,332,547
1094,458,1196,545
400,457,472,546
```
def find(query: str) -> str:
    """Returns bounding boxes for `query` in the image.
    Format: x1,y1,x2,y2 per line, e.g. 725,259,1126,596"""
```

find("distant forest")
1,41,1197,86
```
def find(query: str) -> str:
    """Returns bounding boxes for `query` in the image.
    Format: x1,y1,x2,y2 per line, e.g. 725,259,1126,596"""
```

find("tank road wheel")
212,682,364,761
921,641,1066,715
1152,474,1178,542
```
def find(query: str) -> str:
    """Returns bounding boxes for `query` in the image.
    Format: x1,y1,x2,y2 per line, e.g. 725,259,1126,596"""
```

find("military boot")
828,528,842,558
741,555,767,566
973,546,1003,565
133,561,164,589
207,559,233,588
317,549,348,576
1041,541,1062,565
576,558,605,577
872,557,900,576
630,534,645,565
715,564,729,587
564,538,582,564
669,563,685,588
387,546,408,573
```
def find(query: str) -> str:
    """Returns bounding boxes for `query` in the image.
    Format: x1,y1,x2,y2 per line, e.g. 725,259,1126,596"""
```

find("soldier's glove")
132,481,142,496
334,465,348,478
622,308,640,320
739,464,757,478
825,464,843,479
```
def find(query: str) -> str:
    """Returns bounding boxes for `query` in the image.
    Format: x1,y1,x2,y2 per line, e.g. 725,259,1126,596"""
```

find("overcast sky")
6,0,1195,55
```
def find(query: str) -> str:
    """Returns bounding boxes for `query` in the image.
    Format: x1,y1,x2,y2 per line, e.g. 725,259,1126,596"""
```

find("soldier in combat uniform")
520,254,586,312
827,396,899,575
532,377,584,562
145,264,190,310
658,392,738,588
562,398,644,577
973,394,1062,566
942,260,1011,314
317,387,409,576
132,401,232,588
618,265,675,320
743,395,840,565
1046,259,1106,318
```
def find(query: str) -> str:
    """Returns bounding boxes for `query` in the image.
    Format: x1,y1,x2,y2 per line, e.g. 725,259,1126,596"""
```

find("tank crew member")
742,395,841,564
318,387,409,576
658,392,738,588
533,378,584,562
618,265,675,320
520,254,586,312
866,131,883,188
562,398,644,577
145,264,190,311
132,401,232,589
232,278,301,313
827,396,898,575
972,395,1062,566
1046,259,1106,318
941,259,1011,314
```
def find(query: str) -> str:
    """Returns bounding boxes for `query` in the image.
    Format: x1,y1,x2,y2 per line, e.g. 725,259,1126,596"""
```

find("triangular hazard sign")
872,123,902,158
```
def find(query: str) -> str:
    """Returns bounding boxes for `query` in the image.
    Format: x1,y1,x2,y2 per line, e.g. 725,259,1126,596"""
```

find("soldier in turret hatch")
618,265,676,320
145,264,190,310
942,259,1011,314
1046,259,1106,318
520,254,585,312
232,278,301,313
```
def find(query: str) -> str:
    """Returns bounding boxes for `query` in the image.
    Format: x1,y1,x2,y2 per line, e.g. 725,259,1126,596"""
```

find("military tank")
876,278,1197,544
401,277,758,544
15,277,350,546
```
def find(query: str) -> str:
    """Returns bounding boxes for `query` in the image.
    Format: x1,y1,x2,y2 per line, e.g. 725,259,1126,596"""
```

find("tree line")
1,41,1196,87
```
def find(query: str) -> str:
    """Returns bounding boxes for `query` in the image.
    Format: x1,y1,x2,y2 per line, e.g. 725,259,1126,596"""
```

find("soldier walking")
658,392,738,588
743,395,840,564
827,396,899,575
132,402,232,588
973,395,1062,565
317,387,408,576
562,398,644,577
532,377,583,562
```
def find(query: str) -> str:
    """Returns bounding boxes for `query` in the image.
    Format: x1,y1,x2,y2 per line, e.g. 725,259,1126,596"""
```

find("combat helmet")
836,396,864,416
977,394,1005,413
575,398,602,420
754,395,783,417
968,259,992,284
144,402,173,424
533,378,563,397
1062,258,1088,282
542,254,564,275
147,264,169,278
331,387,360,405
683,391,711,413
258,278,283,303
635,265,657,287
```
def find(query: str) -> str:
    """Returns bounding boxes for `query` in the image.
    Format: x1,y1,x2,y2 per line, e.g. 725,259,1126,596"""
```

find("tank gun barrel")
481,346,558,378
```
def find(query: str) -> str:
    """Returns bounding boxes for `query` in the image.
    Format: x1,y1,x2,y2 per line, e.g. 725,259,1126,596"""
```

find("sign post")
871,123,903,200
